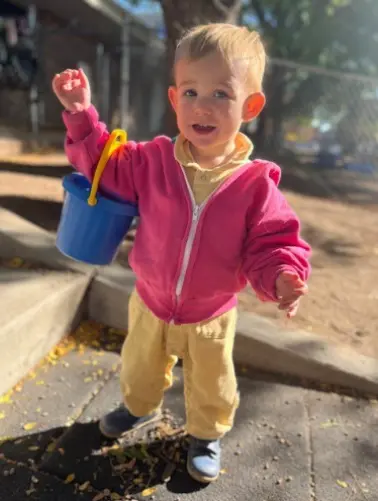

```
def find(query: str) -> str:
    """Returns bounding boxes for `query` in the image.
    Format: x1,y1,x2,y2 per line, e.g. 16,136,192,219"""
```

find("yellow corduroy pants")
119,290,240,440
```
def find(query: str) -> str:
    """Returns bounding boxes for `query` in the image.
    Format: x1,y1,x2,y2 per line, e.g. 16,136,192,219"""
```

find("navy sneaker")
187,436,221,483
99,405,161,439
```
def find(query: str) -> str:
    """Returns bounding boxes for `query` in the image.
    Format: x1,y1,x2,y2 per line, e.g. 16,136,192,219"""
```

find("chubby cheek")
217,102,243,130
175,101,193,128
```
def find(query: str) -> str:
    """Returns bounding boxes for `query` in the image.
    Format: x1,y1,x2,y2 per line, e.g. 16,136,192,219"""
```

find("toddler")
53,23,311,484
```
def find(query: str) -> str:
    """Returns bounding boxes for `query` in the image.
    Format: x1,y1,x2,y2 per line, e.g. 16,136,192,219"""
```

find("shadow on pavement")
0,197,62,232
0,419,210,498
0,161,72,179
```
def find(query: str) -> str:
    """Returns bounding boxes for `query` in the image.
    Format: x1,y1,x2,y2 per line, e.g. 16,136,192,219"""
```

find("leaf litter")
0,313,187,499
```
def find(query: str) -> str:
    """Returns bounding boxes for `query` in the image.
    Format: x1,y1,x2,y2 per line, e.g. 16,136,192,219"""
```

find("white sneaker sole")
187,459,220,484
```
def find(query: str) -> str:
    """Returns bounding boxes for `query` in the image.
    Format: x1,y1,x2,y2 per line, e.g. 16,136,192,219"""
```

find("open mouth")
192,124,216,134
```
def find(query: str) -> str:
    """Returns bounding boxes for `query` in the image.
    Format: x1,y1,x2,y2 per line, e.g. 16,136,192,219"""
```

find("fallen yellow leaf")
47,442,56,453
23,422,37,431
336,480,348,488
8,257,24,268
92,493,106,501
84,377,93,383
78,481,90,491
141,487,157,497
36,381,45,386
320,420,338,429
0,392,13,404
111,493,123,500
64,473,75,484
28,446,40,452
0,411,5,419
109,328,127,337
220,469,227,475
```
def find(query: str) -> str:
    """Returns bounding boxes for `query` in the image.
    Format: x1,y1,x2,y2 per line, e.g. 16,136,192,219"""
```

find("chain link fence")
259,58,378,175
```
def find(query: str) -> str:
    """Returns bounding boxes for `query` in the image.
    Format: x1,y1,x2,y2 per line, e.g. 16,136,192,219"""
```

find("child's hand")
52,68,91,113
276,271,308,318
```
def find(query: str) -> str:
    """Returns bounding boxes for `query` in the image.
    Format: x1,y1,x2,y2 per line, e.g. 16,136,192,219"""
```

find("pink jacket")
63,105,311,324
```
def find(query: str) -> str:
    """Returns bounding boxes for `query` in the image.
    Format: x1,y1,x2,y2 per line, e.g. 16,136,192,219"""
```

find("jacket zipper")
173,168,211,313
175,203,202,297
172,161,252,322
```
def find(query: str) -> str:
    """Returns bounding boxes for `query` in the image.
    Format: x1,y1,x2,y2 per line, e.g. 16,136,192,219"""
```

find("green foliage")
247,0,378,75
130,0,378,140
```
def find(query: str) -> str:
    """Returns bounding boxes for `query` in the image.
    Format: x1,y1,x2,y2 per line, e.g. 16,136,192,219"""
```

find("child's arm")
52,68,140,203
242,174,311,317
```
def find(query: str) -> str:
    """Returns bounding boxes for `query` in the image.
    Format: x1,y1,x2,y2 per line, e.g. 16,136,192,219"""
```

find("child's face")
169,51,265,153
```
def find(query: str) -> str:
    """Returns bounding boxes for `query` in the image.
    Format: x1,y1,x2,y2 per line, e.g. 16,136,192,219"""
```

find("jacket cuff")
62,105,99,141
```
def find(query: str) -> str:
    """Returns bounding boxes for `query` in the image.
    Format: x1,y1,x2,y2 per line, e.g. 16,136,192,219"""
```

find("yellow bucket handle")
87,129,128,206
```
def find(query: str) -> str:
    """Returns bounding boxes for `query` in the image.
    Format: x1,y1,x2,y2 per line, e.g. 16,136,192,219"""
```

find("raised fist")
52,68,91,113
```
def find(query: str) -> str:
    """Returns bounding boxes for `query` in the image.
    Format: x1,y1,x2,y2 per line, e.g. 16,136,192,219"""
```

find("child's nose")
194,98,212,116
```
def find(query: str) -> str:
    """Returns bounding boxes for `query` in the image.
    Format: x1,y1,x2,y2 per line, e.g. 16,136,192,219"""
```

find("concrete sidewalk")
1,322,377,501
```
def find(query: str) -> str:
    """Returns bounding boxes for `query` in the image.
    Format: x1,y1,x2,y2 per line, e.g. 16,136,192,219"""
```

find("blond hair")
175,23,266,91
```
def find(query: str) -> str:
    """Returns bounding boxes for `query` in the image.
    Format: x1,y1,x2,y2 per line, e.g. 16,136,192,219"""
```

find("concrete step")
0,268,92,396
0,207,95,395
0,128,65,157
0,207,93,274
0,136,23,157
89,264,378,397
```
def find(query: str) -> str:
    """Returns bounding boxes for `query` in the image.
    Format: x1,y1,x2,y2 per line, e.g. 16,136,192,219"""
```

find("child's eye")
214,90,229,99
183,89,197,97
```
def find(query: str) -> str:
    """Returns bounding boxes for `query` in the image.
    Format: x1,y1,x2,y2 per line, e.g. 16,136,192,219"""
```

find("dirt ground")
1,153,377,358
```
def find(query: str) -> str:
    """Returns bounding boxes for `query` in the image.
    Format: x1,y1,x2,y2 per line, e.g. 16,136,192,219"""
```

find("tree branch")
212,0,230,17
212,0,242,17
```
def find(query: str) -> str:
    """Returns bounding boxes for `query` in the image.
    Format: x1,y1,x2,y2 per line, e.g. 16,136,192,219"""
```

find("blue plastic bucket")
56,172,138,265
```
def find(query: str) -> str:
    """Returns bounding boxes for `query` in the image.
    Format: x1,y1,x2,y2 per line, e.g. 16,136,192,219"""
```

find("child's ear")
168,86,178,112
243,92,266,122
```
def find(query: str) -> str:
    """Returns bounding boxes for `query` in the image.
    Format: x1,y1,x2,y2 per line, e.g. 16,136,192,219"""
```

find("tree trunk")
159,0,242,136
253,64,286,154
268,110,283,152
252,110,266,154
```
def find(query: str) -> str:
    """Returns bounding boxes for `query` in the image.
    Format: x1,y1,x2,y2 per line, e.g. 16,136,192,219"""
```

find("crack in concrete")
304,394,316,501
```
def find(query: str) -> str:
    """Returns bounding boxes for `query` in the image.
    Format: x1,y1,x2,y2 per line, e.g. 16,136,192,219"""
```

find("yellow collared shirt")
174,132,254,205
